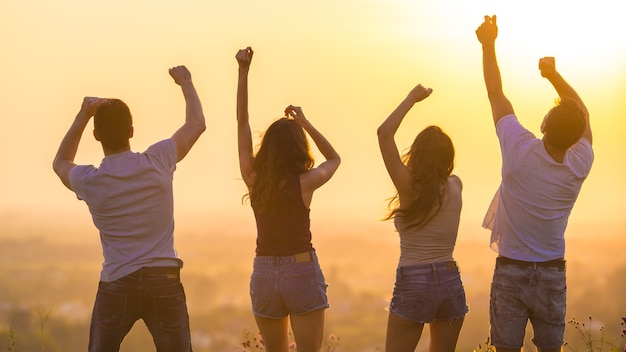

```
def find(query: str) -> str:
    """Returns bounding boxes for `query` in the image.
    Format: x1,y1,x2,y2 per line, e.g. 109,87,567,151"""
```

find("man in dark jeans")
53,66,205,351
476,15,594,352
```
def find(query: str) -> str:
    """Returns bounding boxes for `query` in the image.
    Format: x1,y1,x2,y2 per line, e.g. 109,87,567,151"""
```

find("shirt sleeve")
69,165,96,201
145,139,177,173
566,138,594,177
496,114,537,168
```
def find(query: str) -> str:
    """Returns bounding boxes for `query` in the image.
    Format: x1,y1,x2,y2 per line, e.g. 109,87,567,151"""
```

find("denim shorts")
250,251,329,319
389,261,468,323
490,258,567,350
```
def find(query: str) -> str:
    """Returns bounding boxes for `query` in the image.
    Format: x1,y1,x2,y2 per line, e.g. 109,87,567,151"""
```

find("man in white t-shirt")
53,66,205,351
476,16,593,352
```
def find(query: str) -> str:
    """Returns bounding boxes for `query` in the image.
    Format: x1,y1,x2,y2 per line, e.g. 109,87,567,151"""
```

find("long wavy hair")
385,125,455,228
247,118,314,214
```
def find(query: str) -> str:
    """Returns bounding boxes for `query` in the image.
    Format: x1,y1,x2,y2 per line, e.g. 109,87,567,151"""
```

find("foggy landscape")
2,0,626,351
1,213,624,351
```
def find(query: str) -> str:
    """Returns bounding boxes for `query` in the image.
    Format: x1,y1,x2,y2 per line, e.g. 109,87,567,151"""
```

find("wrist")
75,110,94,123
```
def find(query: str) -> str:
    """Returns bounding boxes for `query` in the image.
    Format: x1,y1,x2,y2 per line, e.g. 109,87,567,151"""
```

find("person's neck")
543,140,565,163
103,145,131,156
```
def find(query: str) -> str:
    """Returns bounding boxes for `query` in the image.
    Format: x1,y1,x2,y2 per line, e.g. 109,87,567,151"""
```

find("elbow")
377,126,394,144
52,157,61,175
194,117,207,134
486,88,499,100
377,126,390,139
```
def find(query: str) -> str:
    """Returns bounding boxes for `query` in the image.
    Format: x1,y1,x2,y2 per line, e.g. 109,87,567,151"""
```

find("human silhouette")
476,15,593,352
52,65,205,351
378,84,468,352
236,47,341,352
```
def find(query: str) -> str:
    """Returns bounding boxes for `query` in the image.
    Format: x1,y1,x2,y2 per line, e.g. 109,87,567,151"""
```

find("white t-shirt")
70,139,182,282
483,115,594,261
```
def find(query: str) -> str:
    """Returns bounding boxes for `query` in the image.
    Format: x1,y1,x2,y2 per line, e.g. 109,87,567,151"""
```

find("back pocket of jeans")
94,289,127,330
154,284,188,332
447,285,469,314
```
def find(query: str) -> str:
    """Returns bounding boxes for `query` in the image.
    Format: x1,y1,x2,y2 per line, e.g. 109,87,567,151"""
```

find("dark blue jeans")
88,266,192,352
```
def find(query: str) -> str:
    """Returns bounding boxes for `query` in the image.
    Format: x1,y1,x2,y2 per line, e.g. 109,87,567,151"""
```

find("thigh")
88,281,138,352
254,315,290,352
429,317,465,352
385,312,425,352
290,309,325,352
143,281,192,351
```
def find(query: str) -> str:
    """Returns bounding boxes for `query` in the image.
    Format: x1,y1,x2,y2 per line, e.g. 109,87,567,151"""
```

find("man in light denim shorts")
477,15,593,352
490,258,567,349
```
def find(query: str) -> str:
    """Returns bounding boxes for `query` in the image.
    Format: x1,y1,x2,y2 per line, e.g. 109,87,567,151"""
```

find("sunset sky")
1,0,625,241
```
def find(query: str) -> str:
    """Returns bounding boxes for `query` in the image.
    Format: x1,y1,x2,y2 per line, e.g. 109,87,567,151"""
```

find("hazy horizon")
1,1,625,349
2,0,625,238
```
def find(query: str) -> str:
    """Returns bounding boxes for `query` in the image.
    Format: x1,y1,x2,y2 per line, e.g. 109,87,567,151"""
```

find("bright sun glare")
483,1,625,72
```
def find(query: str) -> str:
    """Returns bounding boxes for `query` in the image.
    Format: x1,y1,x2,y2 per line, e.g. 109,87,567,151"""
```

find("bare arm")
539,57,592,144
476,15,514,125
236,47,255,187
286,105,340,203
53,97,106,190
377,84,432,198
170,65,206,162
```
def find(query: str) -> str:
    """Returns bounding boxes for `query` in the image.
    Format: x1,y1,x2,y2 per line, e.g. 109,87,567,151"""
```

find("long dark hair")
385,126,455,228
248,118,314,214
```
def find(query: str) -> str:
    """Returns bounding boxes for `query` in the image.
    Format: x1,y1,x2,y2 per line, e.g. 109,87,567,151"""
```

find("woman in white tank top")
377,84,468,352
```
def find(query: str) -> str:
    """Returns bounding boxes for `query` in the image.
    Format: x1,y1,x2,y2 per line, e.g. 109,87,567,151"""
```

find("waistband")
129,266,180,276
399,261,459,274
496,256,566,270
254,251,315,265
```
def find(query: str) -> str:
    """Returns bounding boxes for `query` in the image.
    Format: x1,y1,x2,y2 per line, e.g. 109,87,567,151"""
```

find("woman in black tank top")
236,46,341,352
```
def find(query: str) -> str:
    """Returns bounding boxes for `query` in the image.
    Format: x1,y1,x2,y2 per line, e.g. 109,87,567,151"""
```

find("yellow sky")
1,0,625,239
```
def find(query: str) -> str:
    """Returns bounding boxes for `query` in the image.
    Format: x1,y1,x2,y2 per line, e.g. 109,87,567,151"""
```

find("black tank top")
252,175,314,256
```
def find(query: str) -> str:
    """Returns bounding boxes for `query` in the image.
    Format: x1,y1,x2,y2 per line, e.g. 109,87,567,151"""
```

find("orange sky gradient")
1,0,625,242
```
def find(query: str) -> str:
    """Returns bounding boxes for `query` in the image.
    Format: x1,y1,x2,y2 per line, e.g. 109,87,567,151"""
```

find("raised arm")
236,47,255,187
377,84,432,196
539,57,592,144
286,105,340,203
476,15,514,125
53,97,106,190
170,65,206,162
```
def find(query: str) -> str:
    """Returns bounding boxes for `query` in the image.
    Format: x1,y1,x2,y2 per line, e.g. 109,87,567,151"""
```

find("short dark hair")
543,98,586,151
94,99,133,151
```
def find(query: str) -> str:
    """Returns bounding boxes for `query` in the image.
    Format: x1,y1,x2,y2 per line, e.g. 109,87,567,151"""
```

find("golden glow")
1,0,625,236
